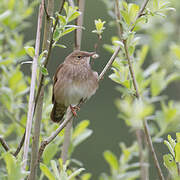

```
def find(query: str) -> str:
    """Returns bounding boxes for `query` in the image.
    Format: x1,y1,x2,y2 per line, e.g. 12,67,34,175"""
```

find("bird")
50,50,99,123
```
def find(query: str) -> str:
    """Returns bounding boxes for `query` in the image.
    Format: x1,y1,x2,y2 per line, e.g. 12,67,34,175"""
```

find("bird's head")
65,50,97,65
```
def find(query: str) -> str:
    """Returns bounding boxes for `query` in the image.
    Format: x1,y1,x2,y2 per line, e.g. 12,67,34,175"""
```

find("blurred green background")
22,0,180,179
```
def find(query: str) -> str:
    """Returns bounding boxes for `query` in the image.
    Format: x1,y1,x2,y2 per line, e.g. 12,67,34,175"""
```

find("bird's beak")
85,52,99,59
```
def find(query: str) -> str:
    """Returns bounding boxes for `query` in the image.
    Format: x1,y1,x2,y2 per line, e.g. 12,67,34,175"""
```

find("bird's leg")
70,105,79,117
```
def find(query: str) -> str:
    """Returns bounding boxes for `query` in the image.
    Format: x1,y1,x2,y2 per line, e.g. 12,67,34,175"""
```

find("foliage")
163,133,180,179
99,142,140,180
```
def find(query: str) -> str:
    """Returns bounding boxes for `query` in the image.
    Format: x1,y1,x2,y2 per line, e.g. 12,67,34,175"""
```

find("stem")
131,0,150,31
123,40,140,98
37,44,121,162
0,137,10,152
177,162,180,176
29,0,54,179
74,0,85,50
22,1,44,170
98,46,121,81
135,129,148,180
34,0,65,110
61,119,73,163
143,120,165,180
114,0,165,179
13,132,26,157
38,108,73,163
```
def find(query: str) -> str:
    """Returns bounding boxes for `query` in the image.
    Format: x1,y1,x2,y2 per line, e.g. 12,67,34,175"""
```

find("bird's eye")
76,56,82,60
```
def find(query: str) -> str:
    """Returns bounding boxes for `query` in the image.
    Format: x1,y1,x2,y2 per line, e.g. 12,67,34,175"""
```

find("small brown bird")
50,50,99,123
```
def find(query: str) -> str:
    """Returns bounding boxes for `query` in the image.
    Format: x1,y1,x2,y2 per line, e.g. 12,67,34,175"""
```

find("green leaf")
68,168,85,180
73,129,93,147
92,19,106,35
103,150,119,172
24,46,35,58
175,142,180,163
58,14,67,26
41,66,49,76
81,173,92,180
3,152,28,180
54,44,67,48
64,2,69,15
151,70,166,96
128,3,139,22
40,163,56,180
168,134,176,149
163,154,177,176
68,11,81,22
51,160,61,179
72,120,90,140
164,140,175,157
43,143,58,165
53,28,61,41
176,133,180,143
61,27,76,37
0,10,11,21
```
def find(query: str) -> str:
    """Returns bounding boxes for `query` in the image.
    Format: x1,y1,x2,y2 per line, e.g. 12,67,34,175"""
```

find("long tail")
50,102,67,123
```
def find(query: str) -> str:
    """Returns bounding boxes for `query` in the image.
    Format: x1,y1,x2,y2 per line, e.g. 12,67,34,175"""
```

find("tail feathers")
50,102,67,123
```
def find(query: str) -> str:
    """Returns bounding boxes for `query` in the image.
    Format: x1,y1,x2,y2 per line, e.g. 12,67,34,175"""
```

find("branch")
0,137,10,152
123,40,140,98
34,0,65,109
98,46,121,81
114,0,165,180
143,120,165,180
131,0,150,31
13,132,26,157
38,45,121,162
74,0,85,50
22,0,44,170
29,0,54,179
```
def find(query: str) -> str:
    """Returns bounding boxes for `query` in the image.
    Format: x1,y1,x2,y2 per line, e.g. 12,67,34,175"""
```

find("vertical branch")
22,1,44,170
144,120,165,180
29,0,54,179
61,0,85,164
114,0,164,180
74,0,85,50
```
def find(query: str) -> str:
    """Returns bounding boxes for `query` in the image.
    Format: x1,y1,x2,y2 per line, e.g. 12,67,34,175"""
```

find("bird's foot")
70,105,80,117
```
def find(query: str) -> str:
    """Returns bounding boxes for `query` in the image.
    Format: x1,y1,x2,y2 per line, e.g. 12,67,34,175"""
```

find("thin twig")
98,46,121,81
13,132,26,157
135,129,148,180
22,0,44,170
177,162,180,176
38,108,73,162
123,40,140,98
131,0,150,31
144,120,165,180
38,45,121,162
34,0,65,109
44,0,50,19
114,0,165,179
29,0,54,179
115,0,123,40
0,137,10,152
61,119,73,163
74,0,85,50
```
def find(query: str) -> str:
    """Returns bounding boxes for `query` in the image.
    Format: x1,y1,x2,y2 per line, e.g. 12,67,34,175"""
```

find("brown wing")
52,63,64,103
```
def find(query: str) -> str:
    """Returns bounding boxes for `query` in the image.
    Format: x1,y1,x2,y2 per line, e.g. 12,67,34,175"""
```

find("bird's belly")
64,80,96,106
